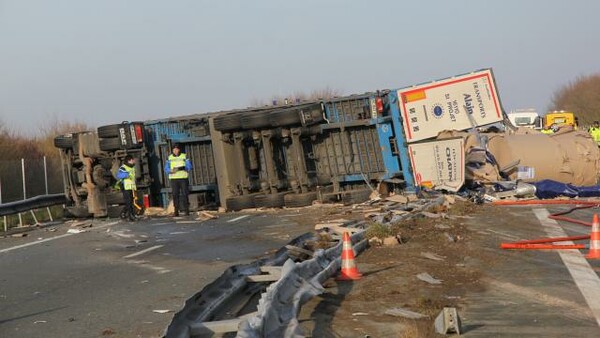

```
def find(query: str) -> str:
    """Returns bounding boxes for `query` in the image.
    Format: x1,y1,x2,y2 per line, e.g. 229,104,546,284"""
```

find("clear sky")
1,0,599,134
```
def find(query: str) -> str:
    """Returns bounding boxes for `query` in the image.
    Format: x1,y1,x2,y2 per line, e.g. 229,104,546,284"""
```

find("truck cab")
507,109,542,130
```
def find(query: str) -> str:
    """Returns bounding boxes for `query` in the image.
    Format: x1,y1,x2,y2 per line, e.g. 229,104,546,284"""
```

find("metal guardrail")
0,193,66,217
164,232,316,338
237,231,367,338
165,197,447,337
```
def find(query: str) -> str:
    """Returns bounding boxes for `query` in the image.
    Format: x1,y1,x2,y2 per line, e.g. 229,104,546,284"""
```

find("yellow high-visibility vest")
169,153,189,179
121,165,136,191
589,127,600,144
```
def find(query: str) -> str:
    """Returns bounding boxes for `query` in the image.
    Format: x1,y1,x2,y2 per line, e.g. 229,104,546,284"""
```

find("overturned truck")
55,68,512,217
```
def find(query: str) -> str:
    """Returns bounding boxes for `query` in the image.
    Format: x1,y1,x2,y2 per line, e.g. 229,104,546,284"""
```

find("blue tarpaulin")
534,179,600,199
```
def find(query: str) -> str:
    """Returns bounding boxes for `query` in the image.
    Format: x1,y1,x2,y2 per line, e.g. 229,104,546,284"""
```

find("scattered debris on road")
152,309,173,314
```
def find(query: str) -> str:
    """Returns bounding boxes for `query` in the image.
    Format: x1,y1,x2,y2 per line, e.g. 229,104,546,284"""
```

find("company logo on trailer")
432,104,444,119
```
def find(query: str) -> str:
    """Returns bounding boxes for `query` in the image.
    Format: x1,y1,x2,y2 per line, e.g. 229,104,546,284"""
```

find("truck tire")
64,206,90,218
98,124,124,138
226,195,256,211
54,134,75,149
106,192,125,205
269,110,301,127
284,192,317,207
253,192,286,208
341,189,372,205
241,112,270,130
214,114,243,132
106,205,122,219
99,137,121,151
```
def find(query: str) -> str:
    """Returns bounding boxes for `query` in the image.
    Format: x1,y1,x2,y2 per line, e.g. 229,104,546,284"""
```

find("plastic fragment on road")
152,309,173,314
67,229,86,234
421,252,446,261
434,307,461,335
416,272,443,284
384,307,427,319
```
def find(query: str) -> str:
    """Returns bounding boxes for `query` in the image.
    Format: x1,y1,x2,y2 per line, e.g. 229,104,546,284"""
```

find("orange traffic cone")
337,232,362,280
587,213,600,259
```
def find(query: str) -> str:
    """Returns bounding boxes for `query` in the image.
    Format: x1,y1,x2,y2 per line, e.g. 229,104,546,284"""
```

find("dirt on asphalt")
299,200,506,337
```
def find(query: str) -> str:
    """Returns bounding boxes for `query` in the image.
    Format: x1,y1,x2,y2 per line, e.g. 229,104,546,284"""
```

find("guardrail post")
0,178,4,232
44,156,49,195
47,207,53,222
18,213,23,227
30,209,39,225
21,158,26,200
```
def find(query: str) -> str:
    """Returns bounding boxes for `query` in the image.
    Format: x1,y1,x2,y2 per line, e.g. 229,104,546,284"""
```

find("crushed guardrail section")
164,232,315,338
164,196,447,338
237,230,367,338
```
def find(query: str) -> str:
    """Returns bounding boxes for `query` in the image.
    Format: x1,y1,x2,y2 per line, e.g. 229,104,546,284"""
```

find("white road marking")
169,231,190,235
485,229,521,241
533,208,600,326
123,245,164,259
128,259,171,274
0,221,119,254
227,215,250,223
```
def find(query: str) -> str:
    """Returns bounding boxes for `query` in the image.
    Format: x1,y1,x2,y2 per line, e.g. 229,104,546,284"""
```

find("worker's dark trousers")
171,179,189,215
121,189,135,219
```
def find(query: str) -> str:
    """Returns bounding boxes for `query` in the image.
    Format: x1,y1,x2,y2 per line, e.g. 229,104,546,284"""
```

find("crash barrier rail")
237,231,367,338
0,193,66,217
164,196,445,337
0,193,66,231
235,197,447,337
164,232,316,338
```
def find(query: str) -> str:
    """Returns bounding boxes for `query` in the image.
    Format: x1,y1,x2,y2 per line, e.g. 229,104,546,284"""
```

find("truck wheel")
214,114,243,132
341,189,372,205
54,134,75,149
300,106,325,126
284,192,317,207
253,192,286,208
99,137,121,151
226,195,255,211
98,124,124,138
241,112,270,130
107,205,123,219
106,192,125,204
64,206,90,218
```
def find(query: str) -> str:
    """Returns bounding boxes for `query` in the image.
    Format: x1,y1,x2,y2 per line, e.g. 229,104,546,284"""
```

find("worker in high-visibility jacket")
164,144,192,216
116,155,137,221
588,121,600,146
541,125,554,135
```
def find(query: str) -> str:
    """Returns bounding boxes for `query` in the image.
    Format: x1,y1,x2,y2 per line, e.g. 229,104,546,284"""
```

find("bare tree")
250,87,343,107
549,73,600,125
36,115,91,157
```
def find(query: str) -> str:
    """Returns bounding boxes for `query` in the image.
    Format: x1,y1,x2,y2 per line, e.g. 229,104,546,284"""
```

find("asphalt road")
462,205,600,337
0,211,314,338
